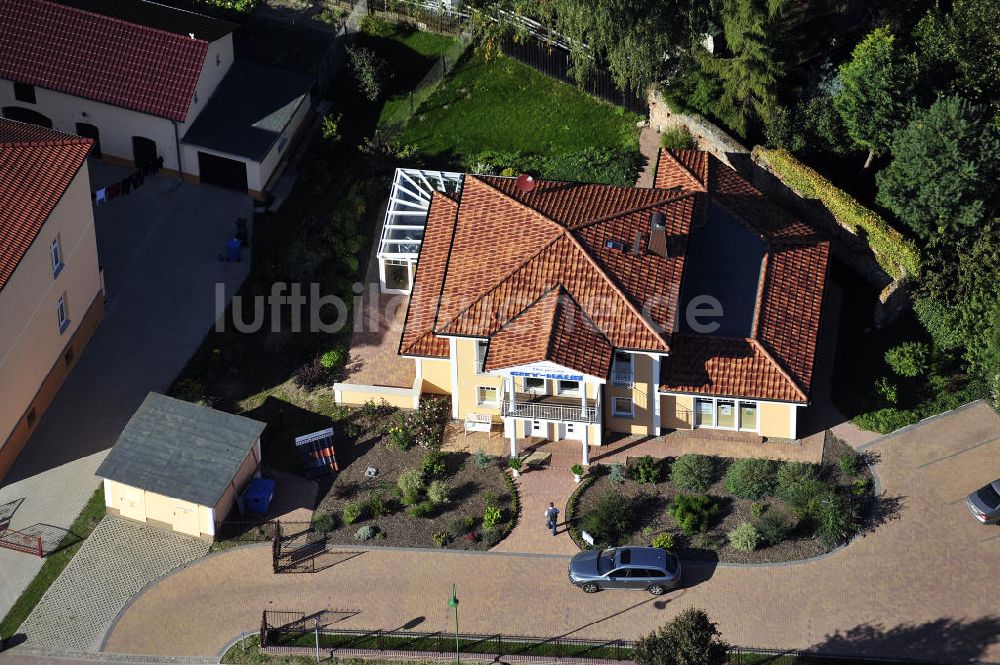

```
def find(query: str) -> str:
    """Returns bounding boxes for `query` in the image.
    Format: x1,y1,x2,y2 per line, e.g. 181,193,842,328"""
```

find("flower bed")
569,434,879,564
312,397,518,550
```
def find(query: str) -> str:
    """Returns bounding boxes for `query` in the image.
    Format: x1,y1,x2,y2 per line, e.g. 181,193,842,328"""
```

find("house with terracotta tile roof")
0,119,104,478
336,150,829,462
0,0,313,198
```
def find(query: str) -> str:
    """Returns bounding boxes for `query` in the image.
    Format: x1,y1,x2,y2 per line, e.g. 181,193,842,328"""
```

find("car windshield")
598,549,615,574
977,483,1000,509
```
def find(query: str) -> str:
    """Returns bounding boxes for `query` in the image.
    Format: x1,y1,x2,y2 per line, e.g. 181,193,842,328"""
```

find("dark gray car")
967,479,1000,524
568,546,681,595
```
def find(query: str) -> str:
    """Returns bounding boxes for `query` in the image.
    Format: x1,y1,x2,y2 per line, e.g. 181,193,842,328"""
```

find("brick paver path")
103,401,1000,663
17,516,209,652
491,467,578,555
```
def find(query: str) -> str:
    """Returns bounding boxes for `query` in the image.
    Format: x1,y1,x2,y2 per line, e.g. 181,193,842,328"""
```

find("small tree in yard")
876,96,1000,240
884,341,931,378
347,46,390,101
834,27,917,170
635,608,729,665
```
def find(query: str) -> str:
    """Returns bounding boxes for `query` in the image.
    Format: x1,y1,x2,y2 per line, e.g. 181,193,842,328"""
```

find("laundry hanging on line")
92,155,164,205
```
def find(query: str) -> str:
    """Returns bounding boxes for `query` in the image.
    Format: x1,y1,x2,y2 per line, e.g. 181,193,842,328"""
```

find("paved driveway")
103,401,1000,663
0,162,251,619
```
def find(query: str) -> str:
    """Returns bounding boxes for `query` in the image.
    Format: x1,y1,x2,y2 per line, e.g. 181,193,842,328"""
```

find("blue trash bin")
244,477,275,514
227,237,241,262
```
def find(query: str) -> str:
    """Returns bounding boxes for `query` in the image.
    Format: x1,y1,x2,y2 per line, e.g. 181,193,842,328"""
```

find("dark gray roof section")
181,62,313,162
96,392,266,507
54,0,238,41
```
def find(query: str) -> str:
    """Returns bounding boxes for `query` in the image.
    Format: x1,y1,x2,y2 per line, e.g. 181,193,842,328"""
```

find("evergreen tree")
876,96,999,239
694,0,788,137
834,27,917,169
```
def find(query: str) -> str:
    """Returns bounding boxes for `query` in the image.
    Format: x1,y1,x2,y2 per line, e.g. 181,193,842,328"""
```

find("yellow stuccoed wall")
758,401,796,438
604,354,655,436
454,338,503,419
661,394,695,429
419,358,452,394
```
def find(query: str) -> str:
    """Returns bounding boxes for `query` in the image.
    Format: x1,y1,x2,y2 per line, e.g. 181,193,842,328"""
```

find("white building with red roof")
0,119,103,478
0,0,313,198
339,150,830,462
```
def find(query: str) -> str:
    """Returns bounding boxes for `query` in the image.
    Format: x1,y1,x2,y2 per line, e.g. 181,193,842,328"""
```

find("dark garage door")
198,152,248,193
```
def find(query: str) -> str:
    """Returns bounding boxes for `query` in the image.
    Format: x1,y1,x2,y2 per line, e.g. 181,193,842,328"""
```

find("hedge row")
756,148,921,279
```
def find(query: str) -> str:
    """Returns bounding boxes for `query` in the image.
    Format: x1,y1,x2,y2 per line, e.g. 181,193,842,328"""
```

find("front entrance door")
132,136,157,168
76,123,101,158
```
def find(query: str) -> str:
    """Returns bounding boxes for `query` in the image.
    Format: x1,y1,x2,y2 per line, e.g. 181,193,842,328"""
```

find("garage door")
198,151,248,193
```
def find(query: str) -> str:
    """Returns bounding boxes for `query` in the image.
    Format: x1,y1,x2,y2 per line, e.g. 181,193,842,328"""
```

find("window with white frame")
50,237,63,277
613,396,634,418
523,377,545,393
692,396,759,431
476,385,499,406
56,295,70,333
557,380,580,395
612,351,633,387
475,340,488,374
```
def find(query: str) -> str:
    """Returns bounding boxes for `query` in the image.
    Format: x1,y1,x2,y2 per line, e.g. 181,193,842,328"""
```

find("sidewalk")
490,467,578,556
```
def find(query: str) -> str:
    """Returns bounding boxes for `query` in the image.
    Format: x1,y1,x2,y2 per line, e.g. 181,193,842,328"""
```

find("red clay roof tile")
0,119,92,291
0,0,210,122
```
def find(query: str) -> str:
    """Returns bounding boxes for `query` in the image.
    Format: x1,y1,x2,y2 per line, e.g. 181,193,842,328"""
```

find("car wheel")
581,582,600,593
647,585,666,596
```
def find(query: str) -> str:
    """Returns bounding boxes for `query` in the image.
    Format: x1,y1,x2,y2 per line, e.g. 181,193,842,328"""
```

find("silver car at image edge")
568,546,681,595
967,478,1000,524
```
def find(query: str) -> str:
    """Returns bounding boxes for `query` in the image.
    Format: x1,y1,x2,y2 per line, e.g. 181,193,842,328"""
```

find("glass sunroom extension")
377,168,463,294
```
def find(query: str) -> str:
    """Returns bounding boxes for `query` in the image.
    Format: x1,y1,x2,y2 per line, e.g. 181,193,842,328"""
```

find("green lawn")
0,486,105,638
396,51,640,165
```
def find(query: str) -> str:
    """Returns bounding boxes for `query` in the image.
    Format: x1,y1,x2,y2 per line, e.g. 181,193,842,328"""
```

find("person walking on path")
545,502,560,536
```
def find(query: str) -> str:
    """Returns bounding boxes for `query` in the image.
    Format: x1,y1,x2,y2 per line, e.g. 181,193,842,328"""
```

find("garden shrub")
635,608,729,665
421,450,447,478
852,478,871,496
482,506,502,530
481,525,503,547
724,459,777,499
446,516,469,539
651,532,675,550
397,469,424,506
838,451,860,477
474,448,492,471
408,499,435,518
874,377,898,404
411,395,449,449
431,531,450,547
347,45,390,101
469,147,643,187
365,488,391,517
754,148,921,279
311,511,336,534
670,454,715,492
778,477,832,518
727,522,761,552
669,494,719,536
321,113,342,143
353,525,377,541
342,501,362,525
755,509,792,545
173,378,206,403
294,357,329,390
571,464,585,478
815,495,859,546
853,406,920,434
319,346,347,370
427,480,451,505
580,491,633,547
885,341,931,377
463,515,476,531
660,125,697,150
608,462,626,485
776,462,818,496
750,502,766,519
634,456,662,484
386,415,413,452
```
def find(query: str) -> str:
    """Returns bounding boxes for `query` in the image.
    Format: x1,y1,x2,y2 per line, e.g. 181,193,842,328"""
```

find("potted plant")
508,456,523,477
571,463,585,483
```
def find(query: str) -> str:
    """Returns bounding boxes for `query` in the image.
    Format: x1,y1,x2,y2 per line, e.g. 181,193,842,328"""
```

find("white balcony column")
509,420,517,457
582,425,590,465
651,354,661,437
507,375,516,404
580,383,587,416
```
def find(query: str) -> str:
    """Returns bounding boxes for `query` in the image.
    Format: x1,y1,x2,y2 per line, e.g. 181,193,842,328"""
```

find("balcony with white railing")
502,393,600,424
611,368,634,388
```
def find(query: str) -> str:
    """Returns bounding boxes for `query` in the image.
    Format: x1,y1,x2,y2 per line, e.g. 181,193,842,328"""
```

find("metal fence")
316,0,369,94
256,621,998,665
0,527,44,558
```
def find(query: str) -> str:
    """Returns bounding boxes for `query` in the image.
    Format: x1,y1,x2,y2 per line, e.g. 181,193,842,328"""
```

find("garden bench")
464,412,498,438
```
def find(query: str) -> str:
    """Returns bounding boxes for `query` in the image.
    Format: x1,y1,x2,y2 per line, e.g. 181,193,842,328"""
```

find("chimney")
632,231,642,256
648,211,668,258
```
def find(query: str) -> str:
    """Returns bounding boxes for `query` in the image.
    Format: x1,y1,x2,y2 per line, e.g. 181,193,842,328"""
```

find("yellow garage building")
96,392,265,540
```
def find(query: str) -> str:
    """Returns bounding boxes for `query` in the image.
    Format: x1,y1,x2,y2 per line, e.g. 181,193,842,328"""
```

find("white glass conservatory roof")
377,168,464,261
